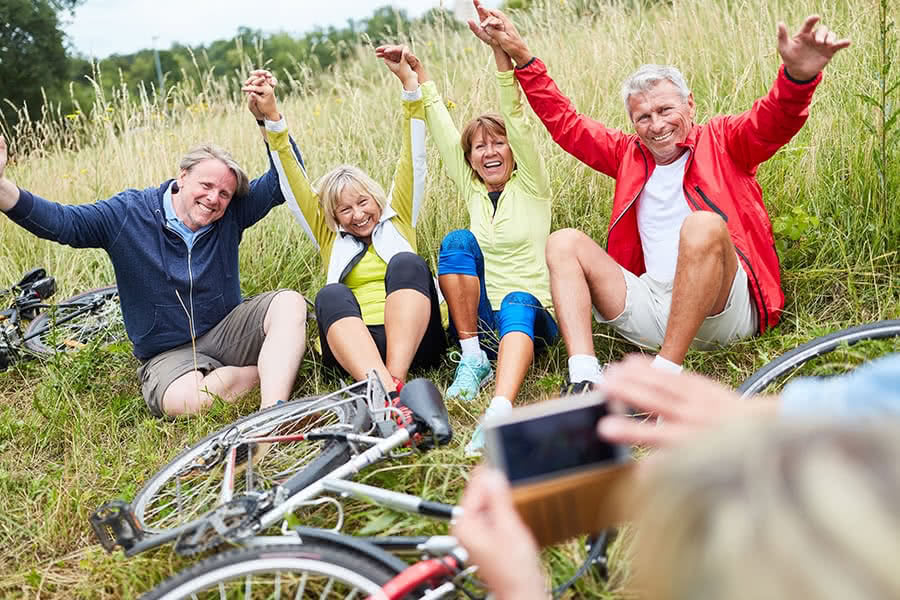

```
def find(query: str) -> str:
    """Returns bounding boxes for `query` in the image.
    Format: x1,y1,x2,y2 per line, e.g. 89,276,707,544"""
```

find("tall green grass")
0,0,897,597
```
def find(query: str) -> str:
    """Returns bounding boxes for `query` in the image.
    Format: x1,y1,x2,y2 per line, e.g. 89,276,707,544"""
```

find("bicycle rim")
23,285,124,354
132,391,369,535
738,320,900,398
141,541,401,600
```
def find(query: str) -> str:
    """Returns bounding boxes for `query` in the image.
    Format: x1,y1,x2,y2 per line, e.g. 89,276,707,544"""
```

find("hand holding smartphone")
484,392,634,547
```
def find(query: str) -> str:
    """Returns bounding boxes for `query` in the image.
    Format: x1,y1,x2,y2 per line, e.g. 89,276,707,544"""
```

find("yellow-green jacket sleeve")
389,88,427,231
266,121,334,253
421,80,474,195
497,69,550,199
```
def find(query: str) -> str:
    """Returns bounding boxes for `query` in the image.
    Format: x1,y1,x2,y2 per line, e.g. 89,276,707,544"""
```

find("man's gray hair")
178,144,250,198
621,64,691,115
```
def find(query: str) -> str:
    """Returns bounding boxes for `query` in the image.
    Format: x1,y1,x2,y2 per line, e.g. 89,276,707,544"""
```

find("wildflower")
446,99,457,110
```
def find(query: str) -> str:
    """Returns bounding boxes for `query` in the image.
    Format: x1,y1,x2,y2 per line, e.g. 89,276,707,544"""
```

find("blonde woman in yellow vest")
376,33,556,455
250,57,446,399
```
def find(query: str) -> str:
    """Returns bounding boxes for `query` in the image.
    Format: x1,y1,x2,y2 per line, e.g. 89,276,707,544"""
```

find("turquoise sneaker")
464,423,486,457
446,350,493,401
464,400,513,457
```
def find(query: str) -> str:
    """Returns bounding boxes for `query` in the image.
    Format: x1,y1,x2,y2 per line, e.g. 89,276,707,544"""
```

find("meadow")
0,0,897,597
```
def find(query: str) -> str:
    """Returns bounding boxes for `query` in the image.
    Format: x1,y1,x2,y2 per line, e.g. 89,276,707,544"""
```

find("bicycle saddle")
397,378,452,448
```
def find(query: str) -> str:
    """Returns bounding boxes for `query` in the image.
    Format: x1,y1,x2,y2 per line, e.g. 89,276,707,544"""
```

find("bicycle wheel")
23,284,124,354
738,320,900,398
132,390,370,535
141,538,403,600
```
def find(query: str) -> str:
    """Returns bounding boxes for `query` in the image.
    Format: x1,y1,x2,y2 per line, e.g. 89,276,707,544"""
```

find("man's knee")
679,212,729,257
266,290,306,332
546,228,589,266
160,370,206,417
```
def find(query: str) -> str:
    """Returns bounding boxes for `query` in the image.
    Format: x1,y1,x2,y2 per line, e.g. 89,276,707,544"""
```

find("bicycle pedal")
89,500,144,553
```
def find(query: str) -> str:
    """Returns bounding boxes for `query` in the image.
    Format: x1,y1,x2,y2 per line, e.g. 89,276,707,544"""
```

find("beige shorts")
138,290,288,417
593,263,757,350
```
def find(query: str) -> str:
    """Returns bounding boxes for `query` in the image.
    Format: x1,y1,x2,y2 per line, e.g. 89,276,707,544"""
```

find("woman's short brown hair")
460,113,508,180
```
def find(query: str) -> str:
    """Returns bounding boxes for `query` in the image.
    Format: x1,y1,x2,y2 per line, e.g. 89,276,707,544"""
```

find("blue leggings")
438,229,558,356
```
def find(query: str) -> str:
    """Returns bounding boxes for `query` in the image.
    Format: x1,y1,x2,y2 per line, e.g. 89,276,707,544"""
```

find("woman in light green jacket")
376,35,557,455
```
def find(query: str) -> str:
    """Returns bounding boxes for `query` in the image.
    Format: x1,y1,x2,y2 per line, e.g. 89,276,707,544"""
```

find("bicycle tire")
23,284,124,354
737,319,900,398
141,538,403,600
132,393,370,535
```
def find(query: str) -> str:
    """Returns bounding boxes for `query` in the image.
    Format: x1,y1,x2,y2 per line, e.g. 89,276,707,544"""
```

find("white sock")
460,336,481,360
486,395,513,419
568,354,604,384
652,355,683,374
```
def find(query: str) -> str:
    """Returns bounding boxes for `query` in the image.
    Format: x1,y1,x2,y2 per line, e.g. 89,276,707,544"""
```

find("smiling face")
334,184,383,241
627,79,696,165
173,159,237,231
466,125,514,193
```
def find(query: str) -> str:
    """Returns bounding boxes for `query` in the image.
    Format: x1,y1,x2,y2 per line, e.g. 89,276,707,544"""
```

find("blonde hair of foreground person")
630,420,900,600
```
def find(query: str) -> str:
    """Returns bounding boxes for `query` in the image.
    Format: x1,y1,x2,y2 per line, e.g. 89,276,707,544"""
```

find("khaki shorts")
138,290,288,418
594,263,757,350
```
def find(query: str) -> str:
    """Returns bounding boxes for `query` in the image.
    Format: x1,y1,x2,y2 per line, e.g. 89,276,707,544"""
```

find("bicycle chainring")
173,492,267,556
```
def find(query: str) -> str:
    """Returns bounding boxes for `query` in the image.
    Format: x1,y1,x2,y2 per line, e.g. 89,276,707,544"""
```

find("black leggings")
315,252,447,375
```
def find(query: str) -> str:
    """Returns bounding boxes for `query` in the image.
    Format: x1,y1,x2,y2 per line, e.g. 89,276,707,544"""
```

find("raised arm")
468,1,548,197
375,45,427,228
377,45,474,195
722,15,851,170
477,5,630,177
241,76,331,248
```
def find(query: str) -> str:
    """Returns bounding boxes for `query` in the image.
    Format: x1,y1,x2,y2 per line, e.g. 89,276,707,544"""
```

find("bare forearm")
0,178,20,212
493,45,514,72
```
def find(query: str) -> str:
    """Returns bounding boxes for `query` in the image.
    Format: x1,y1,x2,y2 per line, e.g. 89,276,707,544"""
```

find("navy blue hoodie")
6,159,285,360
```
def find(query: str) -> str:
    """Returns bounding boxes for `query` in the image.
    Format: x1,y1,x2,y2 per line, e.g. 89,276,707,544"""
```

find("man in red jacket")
472,2,849,386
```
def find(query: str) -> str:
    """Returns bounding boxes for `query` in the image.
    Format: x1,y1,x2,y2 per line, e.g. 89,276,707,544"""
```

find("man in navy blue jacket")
0,82,307,417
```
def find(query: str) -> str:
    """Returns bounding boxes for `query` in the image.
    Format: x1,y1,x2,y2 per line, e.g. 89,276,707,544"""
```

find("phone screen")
496,402,622,484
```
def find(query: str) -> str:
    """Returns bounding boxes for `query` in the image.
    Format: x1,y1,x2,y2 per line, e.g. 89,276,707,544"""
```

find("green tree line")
0,0,460,130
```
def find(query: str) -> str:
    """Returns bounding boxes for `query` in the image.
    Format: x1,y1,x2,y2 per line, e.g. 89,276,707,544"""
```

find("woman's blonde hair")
314,165,388,232
630,420,900,600
460,113,509,181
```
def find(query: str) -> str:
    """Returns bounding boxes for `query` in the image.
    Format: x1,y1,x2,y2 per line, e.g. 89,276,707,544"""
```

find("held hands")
374,45,422,89
469,0,531,66
777,15,851,81
241,70,280,122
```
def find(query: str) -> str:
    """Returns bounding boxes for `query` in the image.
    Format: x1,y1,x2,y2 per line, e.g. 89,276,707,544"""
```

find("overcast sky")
62,0,501,58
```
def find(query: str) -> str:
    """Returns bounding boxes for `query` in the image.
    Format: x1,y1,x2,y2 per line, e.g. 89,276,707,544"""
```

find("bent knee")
500,291,540,310
270,290,308,324
315,283,353,311
439,229,478,254
679,212,729,254
546,228,590,264
387,251,428,275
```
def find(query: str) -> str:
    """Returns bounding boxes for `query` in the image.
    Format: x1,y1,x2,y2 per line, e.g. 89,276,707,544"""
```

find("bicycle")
90,374,454,557
0,267,123,370
139,478,478,600
737,319,900,397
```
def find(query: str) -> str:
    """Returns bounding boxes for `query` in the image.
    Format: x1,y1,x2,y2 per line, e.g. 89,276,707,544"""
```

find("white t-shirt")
637,151,692,282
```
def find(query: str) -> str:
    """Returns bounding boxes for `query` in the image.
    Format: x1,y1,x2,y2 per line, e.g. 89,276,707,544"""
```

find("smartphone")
484,392,634,547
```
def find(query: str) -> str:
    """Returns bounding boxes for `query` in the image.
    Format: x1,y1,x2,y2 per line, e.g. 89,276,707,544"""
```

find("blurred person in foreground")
376,21,559,455
0,80,307,418
454,353,900,599
241,54,446,400
474,5,850,388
